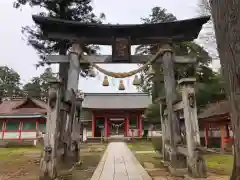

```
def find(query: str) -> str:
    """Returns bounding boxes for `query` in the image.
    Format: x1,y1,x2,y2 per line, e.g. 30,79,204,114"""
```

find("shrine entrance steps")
90,142,152,180
86,137,142,143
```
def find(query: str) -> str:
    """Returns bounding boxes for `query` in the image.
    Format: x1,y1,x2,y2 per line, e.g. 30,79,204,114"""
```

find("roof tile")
82,93,151,109
198,100,230,119
0,98,48,115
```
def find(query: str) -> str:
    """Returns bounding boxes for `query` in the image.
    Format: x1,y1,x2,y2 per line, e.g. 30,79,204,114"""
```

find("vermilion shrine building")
0,93,151,141
1,94,231,148
198,100,232,151
80,93,151,138
0,98,48,141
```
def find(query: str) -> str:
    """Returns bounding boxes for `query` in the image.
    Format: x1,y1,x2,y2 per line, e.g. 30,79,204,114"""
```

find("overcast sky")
0,0,219,93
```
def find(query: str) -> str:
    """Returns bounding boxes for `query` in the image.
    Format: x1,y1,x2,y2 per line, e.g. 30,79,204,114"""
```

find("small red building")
198,100,232,150
0,97,48,141
80,93,151,138
0,93,151,141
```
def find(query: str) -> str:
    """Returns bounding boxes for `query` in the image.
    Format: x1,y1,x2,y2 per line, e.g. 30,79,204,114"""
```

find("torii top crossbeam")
32,15,210,45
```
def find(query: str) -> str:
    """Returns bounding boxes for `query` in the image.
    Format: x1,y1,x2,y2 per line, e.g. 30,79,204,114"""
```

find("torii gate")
32,15,210,180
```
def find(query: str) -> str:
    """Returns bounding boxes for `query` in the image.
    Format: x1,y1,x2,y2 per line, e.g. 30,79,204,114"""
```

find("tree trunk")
210,1,240,179
152,63,161,101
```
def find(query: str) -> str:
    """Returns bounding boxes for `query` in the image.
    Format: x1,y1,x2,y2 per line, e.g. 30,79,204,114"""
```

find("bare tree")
197,0,218,64
210,0,240,179
198,0,211,15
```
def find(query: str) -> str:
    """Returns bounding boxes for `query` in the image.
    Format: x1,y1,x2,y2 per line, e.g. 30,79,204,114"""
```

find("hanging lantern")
102,76,109,86
132,75,141,86
118,80,125,90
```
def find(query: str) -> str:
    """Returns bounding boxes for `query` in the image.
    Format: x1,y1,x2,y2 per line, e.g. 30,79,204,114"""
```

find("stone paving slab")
90,142,152,180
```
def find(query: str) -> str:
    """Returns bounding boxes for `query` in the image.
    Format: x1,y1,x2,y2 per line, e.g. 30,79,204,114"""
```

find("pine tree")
14,0,105,75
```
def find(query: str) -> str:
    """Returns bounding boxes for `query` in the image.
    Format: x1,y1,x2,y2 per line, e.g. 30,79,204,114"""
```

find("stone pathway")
90,142,152,180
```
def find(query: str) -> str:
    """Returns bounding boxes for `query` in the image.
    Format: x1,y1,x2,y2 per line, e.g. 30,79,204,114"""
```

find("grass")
134,152,172,178
134,151,232,179
127,139,232,177
204,154,233,175
135,152,164,169
127,140,155,152
0,146,41,162
128,139,171,178
72,152,104,180
0,143,107,180
0,146,41,180
65,143,107,180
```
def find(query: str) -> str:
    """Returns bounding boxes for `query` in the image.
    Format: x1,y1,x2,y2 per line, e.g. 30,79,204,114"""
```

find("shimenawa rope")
79,48,172,78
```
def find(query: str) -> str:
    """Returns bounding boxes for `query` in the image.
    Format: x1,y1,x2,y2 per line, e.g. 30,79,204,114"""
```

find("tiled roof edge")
83,93,150,96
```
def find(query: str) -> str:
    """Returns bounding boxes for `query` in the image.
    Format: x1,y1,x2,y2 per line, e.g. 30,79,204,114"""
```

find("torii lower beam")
46,55,196,64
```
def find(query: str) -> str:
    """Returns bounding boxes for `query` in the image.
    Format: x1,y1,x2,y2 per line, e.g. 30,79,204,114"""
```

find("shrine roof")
198,100,230,120
81,93,151,109
0,97,48,117
32,15,210,45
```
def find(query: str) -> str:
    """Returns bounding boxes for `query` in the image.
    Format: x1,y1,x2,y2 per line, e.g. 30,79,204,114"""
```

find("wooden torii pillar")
63,44,82,165
157,96,166,157
161,44,186,171
39,79,62,179
161,77,207,178
178,78,206,178
39,43,82,180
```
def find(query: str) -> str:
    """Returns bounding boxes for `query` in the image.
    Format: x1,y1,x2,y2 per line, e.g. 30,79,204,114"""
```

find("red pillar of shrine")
2,121,5,139
104,117,108,137
138,115,143,137
124,118,127,137
92,114,95,137
220,124,228,150
125,115,129,137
